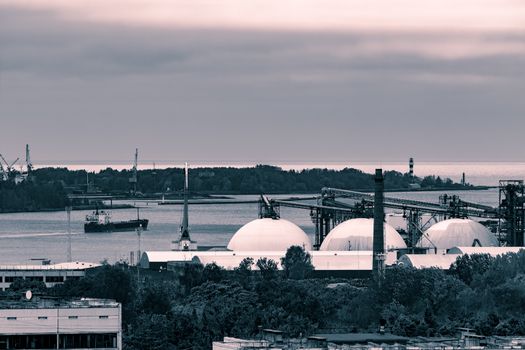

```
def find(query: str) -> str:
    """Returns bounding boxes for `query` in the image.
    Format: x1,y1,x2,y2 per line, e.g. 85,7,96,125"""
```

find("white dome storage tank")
319,218,407,251
227,218,312,251
418,219,498,253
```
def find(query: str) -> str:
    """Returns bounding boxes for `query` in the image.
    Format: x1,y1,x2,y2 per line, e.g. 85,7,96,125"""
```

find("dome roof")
319,218,407,251
418,219,498,250
227,218,312,251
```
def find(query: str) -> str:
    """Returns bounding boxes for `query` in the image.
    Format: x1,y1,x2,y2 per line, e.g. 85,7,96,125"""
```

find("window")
60,333,117,349
38,316,48,320
99,315,109,319
26,276,44,282
4,276,22,283
6,317,16,320
68,316,78,319
0,334,118,349
45,276,64,283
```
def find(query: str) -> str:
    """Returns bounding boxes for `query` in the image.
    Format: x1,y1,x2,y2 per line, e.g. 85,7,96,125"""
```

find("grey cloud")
0,5,524,163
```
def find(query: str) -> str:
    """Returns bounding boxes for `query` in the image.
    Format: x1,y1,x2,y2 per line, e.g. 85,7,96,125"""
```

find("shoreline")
0,186,492,214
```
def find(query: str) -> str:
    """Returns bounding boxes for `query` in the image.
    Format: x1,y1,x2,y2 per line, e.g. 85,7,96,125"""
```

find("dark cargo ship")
84,209,148,233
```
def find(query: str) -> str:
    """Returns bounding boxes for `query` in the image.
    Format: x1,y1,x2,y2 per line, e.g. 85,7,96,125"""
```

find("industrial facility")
141,162,525,274
0,297,122,350
0,261,100,291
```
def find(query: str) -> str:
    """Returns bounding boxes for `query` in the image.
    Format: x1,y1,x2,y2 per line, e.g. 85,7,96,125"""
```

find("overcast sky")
0,0,524,165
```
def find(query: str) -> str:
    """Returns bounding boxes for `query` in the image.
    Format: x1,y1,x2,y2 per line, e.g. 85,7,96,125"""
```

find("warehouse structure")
0,262,100,291
141,167,525,275
418,219,499,254
0,298,122,350
398,246,525,269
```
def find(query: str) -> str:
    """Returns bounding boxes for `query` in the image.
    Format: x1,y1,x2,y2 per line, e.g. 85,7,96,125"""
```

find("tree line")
0,165,468,212
3,247,525,349
30,165,468,195
0,179,68,212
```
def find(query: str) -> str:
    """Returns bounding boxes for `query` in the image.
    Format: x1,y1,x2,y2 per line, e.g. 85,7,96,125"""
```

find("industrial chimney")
373,169,385,276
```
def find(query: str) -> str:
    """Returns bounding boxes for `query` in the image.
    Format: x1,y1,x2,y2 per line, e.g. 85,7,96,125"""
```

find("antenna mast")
66,206,72,262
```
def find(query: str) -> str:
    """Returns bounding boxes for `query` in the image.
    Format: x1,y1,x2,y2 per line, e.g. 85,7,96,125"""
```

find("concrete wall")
0,270,86,291
0,304,122,349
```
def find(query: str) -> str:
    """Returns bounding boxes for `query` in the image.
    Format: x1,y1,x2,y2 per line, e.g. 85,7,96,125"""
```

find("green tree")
450,254,494,285
234,257,254,288
256,257,279,280
202,263,227,283
281,246,314,280
125,314,173,350
8,279,47,294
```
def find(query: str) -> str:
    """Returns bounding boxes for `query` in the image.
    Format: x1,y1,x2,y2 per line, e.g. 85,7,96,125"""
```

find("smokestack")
181,163,190,240
373,169,385,275
409,157,414,178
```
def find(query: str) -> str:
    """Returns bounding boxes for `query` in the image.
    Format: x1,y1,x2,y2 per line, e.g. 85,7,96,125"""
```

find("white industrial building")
0,262,100,291
393,218,512,270
0,298,122,350
141,212,523,274
227,218,312,251
319,218,407,265
398,246,525,270
141,217,409,275
142,250,373,272
447,246,525,256
397,253,461,269
417,219,498,254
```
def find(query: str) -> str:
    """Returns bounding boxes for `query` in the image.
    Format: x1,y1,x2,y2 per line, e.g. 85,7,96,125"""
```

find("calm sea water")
0,162,521,265
0,190,501,265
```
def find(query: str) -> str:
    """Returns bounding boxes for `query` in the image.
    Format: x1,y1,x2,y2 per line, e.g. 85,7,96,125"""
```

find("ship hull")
84,219,149,233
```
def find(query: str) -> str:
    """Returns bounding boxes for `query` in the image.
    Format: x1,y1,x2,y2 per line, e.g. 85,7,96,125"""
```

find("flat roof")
448,246,525,256
0,298,119,310
0,262,101,271
314,333,409,344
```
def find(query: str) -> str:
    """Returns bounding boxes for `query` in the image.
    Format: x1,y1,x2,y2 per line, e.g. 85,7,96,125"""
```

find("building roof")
447,246,525,256
0,261,101,271
319,218,407,251
142,250,373,271
398,254,461,269
418,219,498,250
0,298,119,310
314,333,409,345
227,218,312,251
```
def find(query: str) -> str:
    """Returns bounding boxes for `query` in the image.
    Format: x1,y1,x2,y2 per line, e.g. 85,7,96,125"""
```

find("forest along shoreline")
0,165,483,214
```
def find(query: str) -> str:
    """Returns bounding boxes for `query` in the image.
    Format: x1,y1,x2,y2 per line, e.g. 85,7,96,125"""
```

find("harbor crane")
0,154,19,180
0,161,6,181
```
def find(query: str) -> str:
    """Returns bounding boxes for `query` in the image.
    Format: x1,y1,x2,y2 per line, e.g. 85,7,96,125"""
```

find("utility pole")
66,206,72,262
136,224,142,282
56,303,60,349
